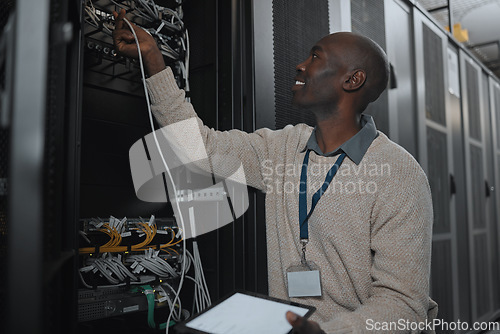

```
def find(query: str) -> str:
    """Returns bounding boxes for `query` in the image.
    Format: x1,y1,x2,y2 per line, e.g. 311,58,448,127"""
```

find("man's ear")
343,69,366,91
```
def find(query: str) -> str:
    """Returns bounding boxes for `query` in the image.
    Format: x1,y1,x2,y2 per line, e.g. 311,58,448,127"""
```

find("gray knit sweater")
145,67,438,333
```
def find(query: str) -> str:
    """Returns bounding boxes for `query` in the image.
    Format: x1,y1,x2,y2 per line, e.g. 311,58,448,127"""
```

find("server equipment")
78,1,214,332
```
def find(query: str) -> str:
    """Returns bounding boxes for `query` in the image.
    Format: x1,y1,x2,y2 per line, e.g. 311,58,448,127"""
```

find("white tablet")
174,290,316,334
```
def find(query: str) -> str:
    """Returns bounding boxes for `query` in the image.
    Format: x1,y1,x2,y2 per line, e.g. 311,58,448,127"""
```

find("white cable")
93,259,120,284
184,247,210,313
111,257,137,281
193,241,211,306
181,246,192,272
85,1,113,35
122,17,188,334
79,270,93,289
126,254,176,277
110,0,130,12
138,0,158,20
159,282,183,321
104,258,126,281
184,30,190,79
78,270,155,289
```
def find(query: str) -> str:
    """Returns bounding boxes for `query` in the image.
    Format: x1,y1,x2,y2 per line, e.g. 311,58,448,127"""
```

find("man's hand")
112,9,165,76
286,311,325,334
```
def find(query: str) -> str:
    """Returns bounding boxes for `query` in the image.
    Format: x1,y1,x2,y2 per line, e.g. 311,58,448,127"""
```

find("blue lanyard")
299,150,346,241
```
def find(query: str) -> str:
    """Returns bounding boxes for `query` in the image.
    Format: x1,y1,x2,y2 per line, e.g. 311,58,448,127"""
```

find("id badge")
286,261,322,298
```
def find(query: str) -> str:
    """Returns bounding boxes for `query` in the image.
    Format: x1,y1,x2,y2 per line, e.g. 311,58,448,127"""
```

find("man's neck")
314,112,362,154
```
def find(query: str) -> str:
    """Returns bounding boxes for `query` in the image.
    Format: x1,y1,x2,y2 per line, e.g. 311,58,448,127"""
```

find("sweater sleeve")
320,161,437,334
145,67,278,192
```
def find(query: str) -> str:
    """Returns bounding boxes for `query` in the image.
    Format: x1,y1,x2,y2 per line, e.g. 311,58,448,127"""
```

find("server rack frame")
488,77,500,316
6,1,50,332
460,50,495,322
385,0,418,157
7,0,83,333
413,9,462,325
482,70,500,317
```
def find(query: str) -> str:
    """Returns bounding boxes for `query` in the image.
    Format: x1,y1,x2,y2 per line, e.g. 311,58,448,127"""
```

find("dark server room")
1,0,500,333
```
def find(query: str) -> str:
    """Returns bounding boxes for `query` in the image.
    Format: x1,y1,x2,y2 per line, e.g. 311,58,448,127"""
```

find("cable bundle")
79,215,183,254
85,0,115,35
137,281,190,330
127,248,179,277
78,249,181,288
83,0,188,62
131,244,209,331
79,253,138,287
83,0,190,98
78,215,184,288
185,241,212,314
156,282,190,323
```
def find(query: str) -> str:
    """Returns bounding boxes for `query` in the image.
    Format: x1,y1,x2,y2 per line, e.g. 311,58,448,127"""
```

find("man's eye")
312,53,318,58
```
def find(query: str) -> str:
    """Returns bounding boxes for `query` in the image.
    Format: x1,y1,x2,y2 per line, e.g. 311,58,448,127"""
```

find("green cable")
140,285,176,329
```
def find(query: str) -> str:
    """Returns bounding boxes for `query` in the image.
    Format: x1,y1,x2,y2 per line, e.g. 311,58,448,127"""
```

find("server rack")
385,0,418,157
447,43,473,326
483,75,500,317
489,78,500,312
0,3,15,333
460,51,496,322
2,0,267,332
351,0,390,136
4,0,83,333
406,0,500,328
76,0,269,331
482,71,500,315
414,10,461,326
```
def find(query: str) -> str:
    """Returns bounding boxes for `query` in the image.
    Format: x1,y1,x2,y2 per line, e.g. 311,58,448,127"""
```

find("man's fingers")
114,40,138,56
112,29,138,57
286,311,325,334
114,8,126,30
113,30,134,43
114,10,143,36
286,311,303,328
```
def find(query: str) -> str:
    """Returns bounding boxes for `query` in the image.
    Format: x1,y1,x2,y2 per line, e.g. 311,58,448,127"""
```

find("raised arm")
112,9,280,191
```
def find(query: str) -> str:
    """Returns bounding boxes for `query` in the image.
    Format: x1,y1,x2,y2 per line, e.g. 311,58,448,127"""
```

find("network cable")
122,16,189,334
79,216,183,254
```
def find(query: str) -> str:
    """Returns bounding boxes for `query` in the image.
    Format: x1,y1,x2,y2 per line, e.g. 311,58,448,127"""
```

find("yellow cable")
100,226,114,248
166,247,179,255
165,237,183,247
78,224,182,254
164,227,176,245
132,223,152,250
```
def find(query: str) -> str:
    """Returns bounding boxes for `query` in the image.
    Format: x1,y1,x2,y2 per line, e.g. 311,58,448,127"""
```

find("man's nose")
295,62,306,72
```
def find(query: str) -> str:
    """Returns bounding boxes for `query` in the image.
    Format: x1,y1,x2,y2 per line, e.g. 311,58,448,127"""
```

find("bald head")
319,32,389,108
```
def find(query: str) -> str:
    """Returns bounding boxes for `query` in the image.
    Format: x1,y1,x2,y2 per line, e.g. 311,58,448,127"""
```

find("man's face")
292,37,347,110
